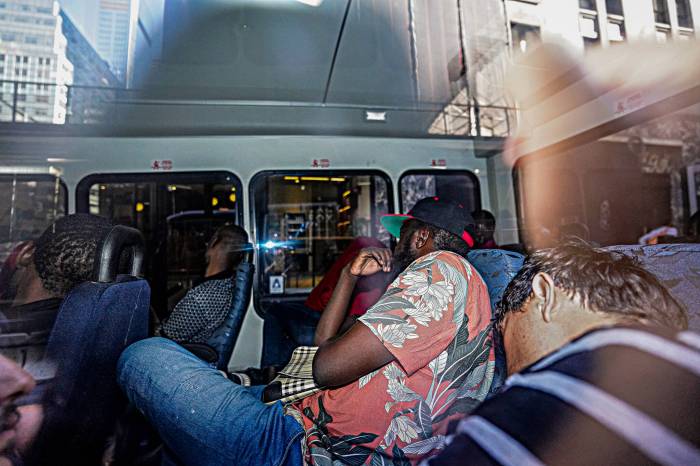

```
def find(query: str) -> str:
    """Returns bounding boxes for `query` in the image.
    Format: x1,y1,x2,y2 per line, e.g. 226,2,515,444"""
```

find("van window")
0,174,67,305
399,170,481,213
76,172,242,315
250,172,392,311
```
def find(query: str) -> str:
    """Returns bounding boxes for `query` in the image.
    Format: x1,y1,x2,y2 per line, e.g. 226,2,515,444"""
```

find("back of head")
209,224,248,270
496,241,688,331
472,209,495,226
33,214,113,296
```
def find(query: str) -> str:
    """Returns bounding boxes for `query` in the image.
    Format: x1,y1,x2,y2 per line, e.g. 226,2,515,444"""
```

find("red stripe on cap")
462,231,475,248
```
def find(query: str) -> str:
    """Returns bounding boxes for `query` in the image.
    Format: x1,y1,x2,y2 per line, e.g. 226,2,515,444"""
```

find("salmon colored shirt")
292,251,495,465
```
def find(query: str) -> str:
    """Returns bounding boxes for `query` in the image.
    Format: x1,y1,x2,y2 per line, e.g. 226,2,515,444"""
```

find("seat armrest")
181,343,218,363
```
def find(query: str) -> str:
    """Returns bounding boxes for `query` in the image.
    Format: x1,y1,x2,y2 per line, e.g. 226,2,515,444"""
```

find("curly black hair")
33,214,113,295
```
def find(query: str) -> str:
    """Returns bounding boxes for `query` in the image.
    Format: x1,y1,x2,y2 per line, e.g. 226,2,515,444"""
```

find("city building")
0,0,74,123
505,0,699,55
59,9,120,123
129,0,164,88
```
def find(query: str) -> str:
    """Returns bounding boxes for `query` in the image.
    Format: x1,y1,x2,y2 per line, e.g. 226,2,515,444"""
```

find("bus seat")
27,225,150,466
183,243,255,371
604,243,700,332
466,249,526,396
467,249,526,309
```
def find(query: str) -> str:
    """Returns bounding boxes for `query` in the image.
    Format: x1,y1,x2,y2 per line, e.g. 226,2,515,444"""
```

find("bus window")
0,174,67,305
515,138,686,249
76,172,242,315
251,172,392,313
399,170,481,213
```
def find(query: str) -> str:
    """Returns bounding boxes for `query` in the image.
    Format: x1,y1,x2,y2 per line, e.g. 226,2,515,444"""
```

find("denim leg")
118,338,304,466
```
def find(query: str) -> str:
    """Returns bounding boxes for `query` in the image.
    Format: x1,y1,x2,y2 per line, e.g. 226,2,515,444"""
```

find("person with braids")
0,214,113,466
423,242,698,466
1,214,113,369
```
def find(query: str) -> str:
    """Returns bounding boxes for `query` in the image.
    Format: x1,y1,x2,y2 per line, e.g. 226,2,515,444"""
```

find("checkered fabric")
270,346,320,405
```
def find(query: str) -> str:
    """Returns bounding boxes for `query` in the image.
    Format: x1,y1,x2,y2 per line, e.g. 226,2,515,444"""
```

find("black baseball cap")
381,197,476,247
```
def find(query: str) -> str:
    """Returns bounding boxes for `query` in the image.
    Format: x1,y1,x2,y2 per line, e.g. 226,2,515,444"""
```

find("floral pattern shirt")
292,251,495,465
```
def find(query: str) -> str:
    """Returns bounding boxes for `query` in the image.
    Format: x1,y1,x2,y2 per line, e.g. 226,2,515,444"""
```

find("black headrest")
92,225,145,283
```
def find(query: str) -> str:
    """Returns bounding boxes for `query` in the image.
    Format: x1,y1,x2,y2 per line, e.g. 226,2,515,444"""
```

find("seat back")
467,249,526,309
604,243,700,332
27,225,150,466
466,249,525,396
207,244,255,370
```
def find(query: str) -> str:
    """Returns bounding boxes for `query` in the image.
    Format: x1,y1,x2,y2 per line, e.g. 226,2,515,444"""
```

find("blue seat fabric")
27,275,150,466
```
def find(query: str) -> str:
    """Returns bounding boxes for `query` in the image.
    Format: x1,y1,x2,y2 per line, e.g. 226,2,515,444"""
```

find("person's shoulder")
428,250,472,269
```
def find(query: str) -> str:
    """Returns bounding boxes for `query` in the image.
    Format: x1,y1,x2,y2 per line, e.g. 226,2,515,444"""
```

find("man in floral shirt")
117,197,495,466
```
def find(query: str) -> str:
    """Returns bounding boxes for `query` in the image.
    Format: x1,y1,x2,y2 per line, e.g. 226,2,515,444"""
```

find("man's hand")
348,247,392,276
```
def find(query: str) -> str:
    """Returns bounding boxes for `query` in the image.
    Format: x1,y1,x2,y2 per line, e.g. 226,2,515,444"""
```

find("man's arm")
313,247,392,346
313,323,394,388
312,247,395,387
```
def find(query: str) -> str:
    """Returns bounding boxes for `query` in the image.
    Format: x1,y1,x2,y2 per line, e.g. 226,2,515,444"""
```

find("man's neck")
506,318,622,376
205,261,228,278
12,279,56,307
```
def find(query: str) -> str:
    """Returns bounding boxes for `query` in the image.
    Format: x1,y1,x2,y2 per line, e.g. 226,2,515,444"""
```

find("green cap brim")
381,214,412,238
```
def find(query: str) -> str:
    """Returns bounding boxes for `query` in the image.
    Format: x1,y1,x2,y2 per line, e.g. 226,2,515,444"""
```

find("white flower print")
401,271,454,321
390,415,421,443
422,280,454,319
374,322,418,348
400,270,429,291
383,362,405,381
402,300,432,326
387,378,420,403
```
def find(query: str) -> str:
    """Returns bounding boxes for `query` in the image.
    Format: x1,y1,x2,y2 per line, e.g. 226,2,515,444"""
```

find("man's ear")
15,241,36,268
531,272,557,323
413,227,430,249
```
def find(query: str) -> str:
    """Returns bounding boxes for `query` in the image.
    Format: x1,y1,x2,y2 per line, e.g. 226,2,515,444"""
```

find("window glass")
510,23,541,55
654,0,670,24
605,0,624,16
77,172,242,315
579,0,597,10
251,172,392,304
400,171,480,214
0,174,66,304
676,0,694,28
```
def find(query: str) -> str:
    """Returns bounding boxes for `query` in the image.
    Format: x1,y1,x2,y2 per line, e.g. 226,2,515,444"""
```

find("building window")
580,12,601,49
607,18,626,42
22,56,28,64
605,0,624,16
400,171,481,214
0,54,4,61
676,0,694,28
654,0,670,24
511,22,542,54
14,55,20,63
45,58,50,66
579,0,596,10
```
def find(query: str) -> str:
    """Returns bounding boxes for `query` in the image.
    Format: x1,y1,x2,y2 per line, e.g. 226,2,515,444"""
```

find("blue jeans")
262,303,321,367
117,338,305,466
